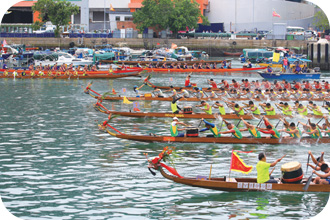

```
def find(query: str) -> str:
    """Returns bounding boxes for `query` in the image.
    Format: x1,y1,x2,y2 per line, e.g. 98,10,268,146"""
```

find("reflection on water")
0,71,329,219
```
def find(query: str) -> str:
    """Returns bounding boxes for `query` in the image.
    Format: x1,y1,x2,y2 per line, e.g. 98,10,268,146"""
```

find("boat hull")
259,72,321,80
144,67,266,73
159,168,330,192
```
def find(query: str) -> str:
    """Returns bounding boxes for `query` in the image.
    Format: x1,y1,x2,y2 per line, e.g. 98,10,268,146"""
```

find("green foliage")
133,0,209,36
32,0,79,37
313,8,330,31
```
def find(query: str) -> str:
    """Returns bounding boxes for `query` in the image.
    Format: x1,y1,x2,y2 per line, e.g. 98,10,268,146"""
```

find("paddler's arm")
298,120,308,127
307,163,321,171
313,170,330,178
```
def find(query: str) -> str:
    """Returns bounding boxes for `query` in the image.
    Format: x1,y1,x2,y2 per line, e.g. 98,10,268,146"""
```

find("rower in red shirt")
243,79,250,89
304,80,311,90
315,81,322,90
262,80,271,90
293,81,302,90
218,79,229,89
208,78,218,89
185,73,192,87
230,79,240,89
324,81,330,90
284,81,291,90
274,80,282,90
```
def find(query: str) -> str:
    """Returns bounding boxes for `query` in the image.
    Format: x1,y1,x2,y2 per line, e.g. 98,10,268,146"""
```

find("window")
115,16,121,21
93,12,109,22
124,16,132,21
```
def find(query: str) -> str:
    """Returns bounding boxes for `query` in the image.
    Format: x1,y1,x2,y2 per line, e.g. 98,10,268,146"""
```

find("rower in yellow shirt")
195,101,212,115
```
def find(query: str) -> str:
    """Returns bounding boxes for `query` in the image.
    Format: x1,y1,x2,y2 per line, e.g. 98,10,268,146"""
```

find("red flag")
133,107,140,111
272,10,280,18
160,162,183,178
112,88,117,94
230,150,253,174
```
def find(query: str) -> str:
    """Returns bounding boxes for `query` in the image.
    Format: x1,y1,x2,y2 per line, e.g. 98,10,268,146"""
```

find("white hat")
173,117,179,120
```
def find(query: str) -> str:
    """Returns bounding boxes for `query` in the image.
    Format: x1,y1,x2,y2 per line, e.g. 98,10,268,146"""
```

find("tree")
313,7,329,31
133,0,209,37
32,0,79,37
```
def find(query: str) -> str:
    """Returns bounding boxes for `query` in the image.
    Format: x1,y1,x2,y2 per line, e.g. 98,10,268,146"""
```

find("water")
0,60,329,219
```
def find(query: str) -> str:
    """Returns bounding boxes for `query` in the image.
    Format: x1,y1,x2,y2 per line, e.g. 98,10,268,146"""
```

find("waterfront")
0,58,329,219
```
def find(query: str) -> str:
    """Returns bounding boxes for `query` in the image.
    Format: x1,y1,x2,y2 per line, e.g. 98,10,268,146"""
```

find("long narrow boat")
156,167,330,192
223,51,243,56
90,94,328,103
94,105,322,120
144,66,267,73
106,129,330,144
100,60,226,65
0,67,143,75
0,72,141,79
258,72,321,80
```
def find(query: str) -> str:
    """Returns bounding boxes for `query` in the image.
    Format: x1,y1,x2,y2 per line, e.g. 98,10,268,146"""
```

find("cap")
173,117,179,120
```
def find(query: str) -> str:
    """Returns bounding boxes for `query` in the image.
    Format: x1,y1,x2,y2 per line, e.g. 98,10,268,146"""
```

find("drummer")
170,117,188,137
256,152,284,183
199,118,221,137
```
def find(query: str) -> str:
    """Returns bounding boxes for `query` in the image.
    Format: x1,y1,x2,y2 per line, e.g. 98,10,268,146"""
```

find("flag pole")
228,149,233,181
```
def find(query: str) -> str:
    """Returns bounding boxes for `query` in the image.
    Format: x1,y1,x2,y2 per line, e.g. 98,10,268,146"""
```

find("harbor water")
0,58,329,219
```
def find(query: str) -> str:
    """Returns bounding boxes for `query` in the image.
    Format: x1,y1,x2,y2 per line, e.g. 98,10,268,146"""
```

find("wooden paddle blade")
303,175,313,191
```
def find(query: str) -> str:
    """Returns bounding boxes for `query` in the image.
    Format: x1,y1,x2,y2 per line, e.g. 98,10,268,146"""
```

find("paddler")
193,87,204,99
239,117,261,138
178,88,190,98
170,117,188,137
279,118,302,139
195,101,212,115
307,103,323,116
225,101,244,116
318,116,330,137
256,152,284,183
219,119,243,139
245,101,261,115
208,78,218,89
199,118,221,137
296,103,308,116
299,119,322,139
153,87,165,98
259,103,276,115
257,117,281,139
277,102,293,116
133,84,145,97
212,101,226,115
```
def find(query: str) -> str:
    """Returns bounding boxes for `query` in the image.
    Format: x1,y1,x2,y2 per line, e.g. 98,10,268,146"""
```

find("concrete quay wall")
1,37,310,55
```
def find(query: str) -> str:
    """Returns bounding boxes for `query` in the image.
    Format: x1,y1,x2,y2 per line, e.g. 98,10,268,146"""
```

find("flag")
112,88,117,95
272,9,280,18
123,96,132,104
110,4,115,11
171,43,177,49
133,102,140,111
273,52,280,63
230,150,253,174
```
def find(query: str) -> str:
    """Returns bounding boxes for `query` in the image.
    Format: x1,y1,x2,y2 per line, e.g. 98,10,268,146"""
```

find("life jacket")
235,107,244,115
282,105,292,116
218,106,226,115
298,106,308,116
312,107,323,116
266,106,276,115
232,126,243,139
251,105,260,115
248,127,261,138
271,128,281,139
210,126,221,137
310,127,322,139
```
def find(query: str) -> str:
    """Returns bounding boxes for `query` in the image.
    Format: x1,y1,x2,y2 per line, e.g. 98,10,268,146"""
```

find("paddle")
275,119,282,128
256,117,263,128
316,117,324,125
305,154,310,178
303,156,320,191
236,119,241,127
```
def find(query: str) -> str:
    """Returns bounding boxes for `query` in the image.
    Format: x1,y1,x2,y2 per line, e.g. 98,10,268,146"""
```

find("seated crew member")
246,101,261,115
256,152,284,184
153,87,165,98
195,101,212,115
171,97,183,114
208,79,218,89
219,119,243,139
277,102,293,116
207,88,217,98
218,79,229,89
239,117,261,138
133,84,145,97
312,164,330,185
307,151,328,171
178,88,190,98
193,87,204,99
296,103,308,116
199,118,221,137
279,119,302,139
212,101,226,115
170,117,188,137
259,103,276,115
307,103,323,116
258,117,281,139
298,119,322,139
319,116,330,137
